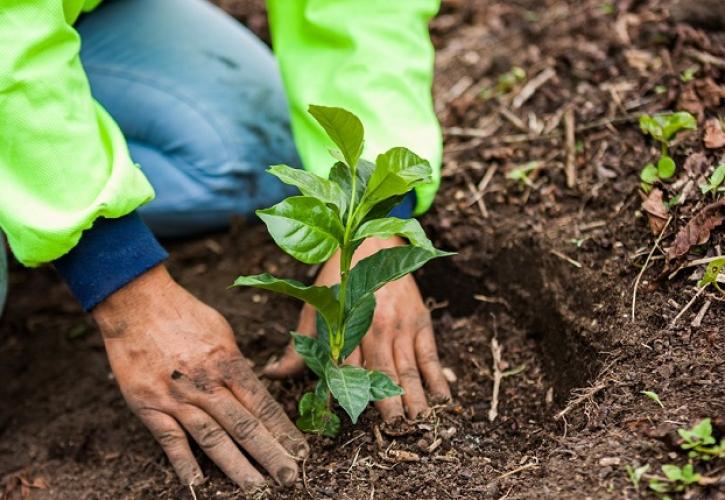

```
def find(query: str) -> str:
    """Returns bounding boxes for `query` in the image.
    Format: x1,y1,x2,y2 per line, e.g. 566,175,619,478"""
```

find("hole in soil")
417,236,603,406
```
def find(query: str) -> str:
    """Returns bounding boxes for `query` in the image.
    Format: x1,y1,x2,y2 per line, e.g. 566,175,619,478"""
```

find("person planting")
0,0,449,492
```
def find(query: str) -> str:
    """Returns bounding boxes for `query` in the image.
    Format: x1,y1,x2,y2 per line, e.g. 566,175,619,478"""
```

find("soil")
1,0,724,499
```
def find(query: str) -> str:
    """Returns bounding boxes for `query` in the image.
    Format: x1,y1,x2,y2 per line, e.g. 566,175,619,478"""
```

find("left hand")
263,236,451,421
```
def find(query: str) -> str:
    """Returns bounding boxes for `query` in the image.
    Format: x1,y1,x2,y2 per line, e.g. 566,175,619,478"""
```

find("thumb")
263,304,316,379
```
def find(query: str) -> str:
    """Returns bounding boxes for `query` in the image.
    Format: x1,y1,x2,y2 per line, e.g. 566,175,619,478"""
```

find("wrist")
92,264,173,336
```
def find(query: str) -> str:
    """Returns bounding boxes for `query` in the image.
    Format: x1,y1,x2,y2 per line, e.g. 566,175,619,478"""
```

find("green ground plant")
639,111,697,192
232,105,452,436
677,418,724,461
700,163,725,196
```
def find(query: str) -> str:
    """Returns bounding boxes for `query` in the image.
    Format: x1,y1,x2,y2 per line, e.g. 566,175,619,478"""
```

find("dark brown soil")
2,0,724,499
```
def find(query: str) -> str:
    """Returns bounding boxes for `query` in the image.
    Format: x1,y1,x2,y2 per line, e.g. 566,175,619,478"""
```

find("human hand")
93,265,307,490
264,236,451,421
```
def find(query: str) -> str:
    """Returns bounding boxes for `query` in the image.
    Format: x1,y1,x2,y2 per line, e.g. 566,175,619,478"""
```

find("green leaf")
680,464,700,484
347,246,454,312
267,164,347,215
640,163,659,184
626,464,650,488
325,364,371,424
640,115,664,143
329,159,375,221
697,260,724,288
701,163,725,194
257,196,344,264
662,464,682,482
291,333,329,378
361,194,407,223
661,112,697,141
641,390,664,408
309,105,364,168
232,274,338,330
369,370,404,401
648,479,670,494
296,392,341,437
657,156,676,179
358,147,432,217
354,217,434,251
341,293,375,359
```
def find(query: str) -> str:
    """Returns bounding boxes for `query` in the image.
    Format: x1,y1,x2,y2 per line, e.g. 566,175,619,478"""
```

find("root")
631,216,672,322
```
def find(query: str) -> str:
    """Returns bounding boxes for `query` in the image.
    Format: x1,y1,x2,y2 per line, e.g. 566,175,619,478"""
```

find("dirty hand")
93,265,307,490
264,236,451,421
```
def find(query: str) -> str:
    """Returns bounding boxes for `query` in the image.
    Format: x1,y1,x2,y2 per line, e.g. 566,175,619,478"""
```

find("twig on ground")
631,216,672,322
489,337,503,422
467,165,498,209
188,484,198,500
671,286,707,326
564,107,576,188
691,299,711,328
513,67,556,109
550,249,583,268
684,47,725,69
494,459,540,481
498,106,529,133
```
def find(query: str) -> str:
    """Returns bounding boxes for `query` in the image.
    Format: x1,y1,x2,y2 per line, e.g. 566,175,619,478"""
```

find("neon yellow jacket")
0,0,441,267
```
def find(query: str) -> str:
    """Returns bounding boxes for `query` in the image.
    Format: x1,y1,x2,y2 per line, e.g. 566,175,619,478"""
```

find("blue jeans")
0,0,299,315
77,0,300,236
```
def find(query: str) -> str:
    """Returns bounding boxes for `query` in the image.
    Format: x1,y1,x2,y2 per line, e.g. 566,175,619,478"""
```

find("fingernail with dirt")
276,466,297,486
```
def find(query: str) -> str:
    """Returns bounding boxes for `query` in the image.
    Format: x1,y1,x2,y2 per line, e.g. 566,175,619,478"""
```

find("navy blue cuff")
55,212,168,311
389,191,416,219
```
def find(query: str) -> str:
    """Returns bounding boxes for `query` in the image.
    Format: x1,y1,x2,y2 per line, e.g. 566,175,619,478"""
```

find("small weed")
506,161,540,188
600,2,615,15
680,66,698,83
678,418,725,461
654,85,667,95
699,163,725,196
497,66,526,93
625,463,650,488
639,112,697,192
649,463,701,497
641,390,664,408
697,259,725,294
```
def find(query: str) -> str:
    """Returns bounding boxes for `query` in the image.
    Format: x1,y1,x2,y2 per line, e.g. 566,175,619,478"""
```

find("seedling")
641,390,664,408
639,112,697,192
625,463,649,488
680,66,698,83
648,463,701,496
678,418,724,461
699,163,725,196
697,259,725,294
233,105,452,436
506,161,540,188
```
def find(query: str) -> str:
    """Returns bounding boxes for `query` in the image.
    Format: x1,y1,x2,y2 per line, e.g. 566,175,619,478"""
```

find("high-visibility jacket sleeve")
0,0,155,266
267,0,442,215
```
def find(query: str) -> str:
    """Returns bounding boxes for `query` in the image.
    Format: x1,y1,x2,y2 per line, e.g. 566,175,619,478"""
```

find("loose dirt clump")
2,0,723,499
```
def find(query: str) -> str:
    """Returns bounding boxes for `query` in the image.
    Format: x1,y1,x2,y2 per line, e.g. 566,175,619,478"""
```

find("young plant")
678,418,725,461
697,259,725,294
700,163,725,196
232,105,452,436
648,463,701,496
625,463,650,488
639,111,697,192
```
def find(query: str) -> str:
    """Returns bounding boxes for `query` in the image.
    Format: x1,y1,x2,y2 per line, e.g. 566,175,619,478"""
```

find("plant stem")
332,162,359,362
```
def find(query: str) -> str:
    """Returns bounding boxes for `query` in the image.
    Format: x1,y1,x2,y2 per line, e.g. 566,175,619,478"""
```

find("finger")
138,409,203,486
343,347,362,367
361,334,405,421
393,335,429,419
264,304,315,378
415,325,451,400
177,407,265,490
222,358,309,460
195,387,299,487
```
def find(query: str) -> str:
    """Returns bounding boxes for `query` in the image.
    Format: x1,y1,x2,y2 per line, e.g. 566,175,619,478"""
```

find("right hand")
92,265,307,491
